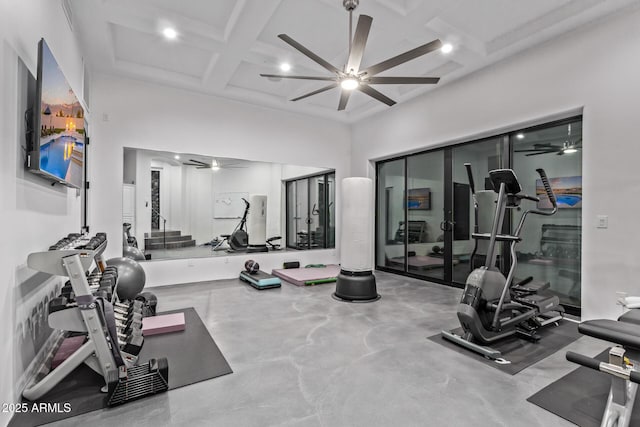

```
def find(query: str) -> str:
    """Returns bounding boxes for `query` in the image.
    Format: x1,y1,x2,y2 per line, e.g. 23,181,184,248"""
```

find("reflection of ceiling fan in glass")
182,159,247,171
260,0,442,111
515,125,582,156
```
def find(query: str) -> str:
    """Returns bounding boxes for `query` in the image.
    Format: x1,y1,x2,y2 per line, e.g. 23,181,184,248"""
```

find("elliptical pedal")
515,327,541,342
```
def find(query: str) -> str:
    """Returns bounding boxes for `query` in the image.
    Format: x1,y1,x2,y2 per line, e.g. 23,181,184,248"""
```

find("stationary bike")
442,166,564,361
212,198,250,252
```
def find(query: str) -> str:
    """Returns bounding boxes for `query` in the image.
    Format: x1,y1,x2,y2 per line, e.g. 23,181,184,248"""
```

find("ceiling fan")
260,0,442,111
182,159,247,170
514,124,582,156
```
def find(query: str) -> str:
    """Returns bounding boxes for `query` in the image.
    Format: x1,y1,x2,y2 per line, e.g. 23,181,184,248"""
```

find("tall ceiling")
69,0,637,123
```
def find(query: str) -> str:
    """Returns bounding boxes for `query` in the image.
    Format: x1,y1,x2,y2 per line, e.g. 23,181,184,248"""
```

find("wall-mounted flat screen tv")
536,175,582,209
407,188,431,210
28,38,85,189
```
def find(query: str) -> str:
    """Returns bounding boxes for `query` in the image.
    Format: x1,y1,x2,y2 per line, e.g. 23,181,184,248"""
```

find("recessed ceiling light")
516,133,525,139
563,147,578,154
163,27,178,40
441,43,453,54
341,78,359,90
279,63,291,72
174,154,180,160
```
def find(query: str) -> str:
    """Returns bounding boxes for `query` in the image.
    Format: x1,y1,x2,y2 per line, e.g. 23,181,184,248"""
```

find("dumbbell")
114,301,143,317
118,330,144,355
116,318,142,336
48,296,70,314
114,310,142,324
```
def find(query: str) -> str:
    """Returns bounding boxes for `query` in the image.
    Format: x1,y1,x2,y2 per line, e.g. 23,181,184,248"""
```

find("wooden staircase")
144,230,195,250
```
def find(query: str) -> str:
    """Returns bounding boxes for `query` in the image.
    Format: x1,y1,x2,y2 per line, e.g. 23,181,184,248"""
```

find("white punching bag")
247,195,268,253
333,177,380,302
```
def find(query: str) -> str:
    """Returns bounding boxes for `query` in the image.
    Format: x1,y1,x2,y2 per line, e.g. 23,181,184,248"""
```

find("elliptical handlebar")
535,168,558,214
464,163,476,195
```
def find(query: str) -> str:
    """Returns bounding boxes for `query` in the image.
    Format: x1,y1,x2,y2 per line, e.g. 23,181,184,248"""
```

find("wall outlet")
187,260,195,267
597,215,608,229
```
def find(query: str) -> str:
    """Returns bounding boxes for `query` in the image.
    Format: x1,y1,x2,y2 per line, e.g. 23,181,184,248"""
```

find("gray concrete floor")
50,271,608,427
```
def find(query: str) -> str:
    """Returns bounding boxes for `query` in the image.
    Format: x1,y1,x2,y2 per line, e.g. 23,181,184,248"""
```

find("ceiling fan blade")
278,34,341,74
556,152,565,155
291,83,338,101
514,149,550,153
525,152,556,156
260,74,336,81
338,90,351,111
358,84,396,107
184,160,209,167
367,76,440,84
346,15,373,74
360,39,442,76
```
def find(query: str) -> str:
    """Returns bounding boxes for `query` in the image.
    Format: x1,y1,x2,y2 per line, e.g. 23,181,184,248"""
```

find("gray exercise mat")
527,349,640,427
429,320,580,375
9,307,232,427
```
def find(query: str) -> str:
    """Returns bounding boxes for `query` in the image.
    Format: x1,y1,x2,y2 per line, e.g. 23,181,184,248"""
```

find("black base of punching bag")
332,270,380,303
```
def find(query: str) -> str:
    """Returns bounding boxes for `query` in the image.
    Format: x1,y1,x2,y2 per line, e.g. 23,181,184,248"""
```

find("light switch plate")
597,215,608,229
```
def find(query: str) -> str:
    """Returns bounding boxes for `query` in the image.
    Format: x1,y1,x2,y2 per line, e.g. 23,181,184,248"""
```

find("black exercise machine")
566,308,640,426
212,198,250,252
441,166,564,361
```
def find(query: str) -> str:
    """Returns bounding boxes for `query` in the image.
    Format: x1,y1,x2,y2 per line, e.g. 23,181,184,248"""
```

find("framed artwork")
536,176,582,209
407,188,431,210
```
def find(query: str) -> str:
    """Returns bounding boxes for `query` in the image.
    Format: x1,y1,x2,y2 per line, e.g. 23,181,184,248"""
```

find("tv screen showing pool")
39,39,84,188
535,175,582,209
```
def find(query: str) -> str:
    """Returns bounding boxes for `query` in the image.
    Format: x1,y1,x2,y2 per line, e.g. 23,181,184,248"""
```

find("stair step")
145,240,196,250
146,230,181,238
144,235,193,244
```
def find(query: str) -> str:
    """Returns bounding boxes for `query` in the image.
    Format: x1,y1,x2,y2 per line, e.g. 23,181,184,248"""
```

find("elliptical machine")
212,198,250,252
442,166,564,361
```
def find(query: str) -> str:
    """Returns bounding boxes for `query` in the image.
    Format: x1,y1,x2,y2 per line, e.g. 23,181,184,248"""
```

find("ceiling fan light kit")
260,0,442,111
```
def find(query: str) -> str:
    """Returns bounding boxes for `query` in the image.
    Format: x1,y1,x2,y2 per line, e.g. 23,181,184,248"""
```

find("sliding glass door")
406,151,446,281
511,119,582,309
450,137,508,284
376,159,405,273
374,116,582,312
285,172,336,250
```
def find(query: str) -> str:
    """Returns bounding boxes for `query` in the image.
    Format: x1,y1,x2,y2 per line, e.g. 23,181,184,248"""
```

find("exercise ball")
333,177,380,303
107,257,146,300
123,245,145,261
244,259,259,274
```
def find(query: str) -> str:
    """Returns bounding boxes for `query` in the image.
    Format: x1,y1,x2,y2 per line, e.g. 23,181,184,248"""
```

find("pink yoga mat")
272,265,341,286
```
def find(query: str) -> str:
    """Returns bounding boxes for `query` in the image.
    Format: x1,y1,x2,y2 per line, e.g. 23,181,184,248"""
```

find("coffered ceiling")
69,0,638,123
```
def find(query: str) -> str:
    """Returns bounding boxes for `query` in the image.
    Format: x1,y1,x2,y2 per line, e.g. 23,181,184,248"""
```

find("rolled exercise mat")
247,195,268,253
333,177,380,302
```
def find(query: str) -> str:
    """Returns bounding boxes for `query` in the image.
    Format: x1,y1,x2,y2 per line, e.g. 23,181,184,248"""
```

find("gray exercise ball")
106,257,146,300
123,245,145,261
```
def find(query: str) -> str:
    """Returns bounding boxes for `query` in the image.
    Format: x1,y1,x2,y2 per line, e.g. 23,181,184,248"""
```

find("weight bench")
566,317,640,427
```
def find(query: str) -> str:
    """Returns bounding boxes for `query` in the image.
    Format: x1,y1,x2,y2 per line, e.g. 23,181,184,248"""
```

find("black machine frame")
374,116,582,315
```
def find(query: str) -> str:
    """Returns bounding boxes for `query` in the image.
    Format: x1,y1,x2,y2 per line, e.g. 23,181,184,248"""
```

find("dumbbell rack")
23,234,169,405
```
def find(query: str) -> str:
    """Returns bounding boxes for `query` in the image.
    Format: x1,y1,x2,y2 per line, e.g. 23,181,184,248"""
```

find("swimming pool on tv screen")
39,135,84,185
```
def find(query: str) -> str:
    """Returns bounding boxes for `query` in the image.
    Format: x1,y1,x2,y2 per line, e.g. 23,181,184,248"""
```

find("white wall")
351,7,640,320
90,74,350,285
0,1,85,425
212,162,281,240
